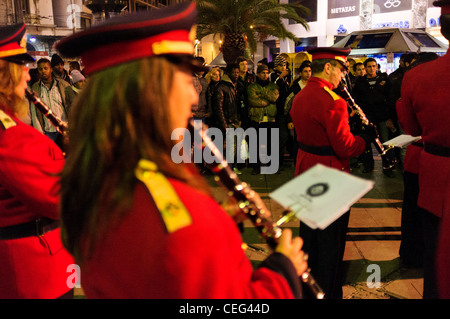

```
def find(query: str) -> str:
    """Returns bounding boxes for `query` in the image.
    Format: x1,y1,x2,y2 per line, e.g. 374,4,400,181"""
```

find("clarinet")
337,82,395,170
25,88,68,135
189,120,325,299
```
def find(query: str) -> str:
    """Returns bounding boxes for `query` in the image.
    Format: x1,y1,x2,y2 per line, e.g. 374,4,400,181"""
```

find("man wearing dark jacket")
210,63,242,173
236,56,255,129
51,54,72,85
353,57,395,177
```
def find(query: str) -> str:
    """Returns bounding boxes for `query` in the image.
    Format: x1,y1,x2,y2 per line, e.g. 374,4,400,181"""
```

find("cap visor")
337,60,348,71
2,53,35,65
164,54,208,73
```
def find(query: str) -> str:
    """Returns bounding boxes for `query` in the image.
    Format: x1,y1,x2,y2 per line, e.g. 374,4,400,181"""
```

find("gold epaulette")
0,110,17,130
135,159,192,233
323,86,341,101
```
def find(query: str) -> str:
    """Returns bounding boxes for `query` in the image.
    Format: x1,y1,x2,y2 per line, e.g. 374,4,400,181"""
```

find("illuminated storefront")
261,0,449,74
333,27,448,72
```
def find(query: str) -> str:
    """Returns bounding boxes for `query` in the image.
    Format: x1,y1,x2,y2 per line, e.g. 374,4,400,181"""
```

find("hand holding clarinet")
276,228,309,277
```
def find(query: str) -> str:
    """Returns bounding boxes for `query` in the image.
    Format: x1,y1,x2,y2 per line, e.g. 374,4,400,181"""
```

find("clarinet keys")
301,269,325,299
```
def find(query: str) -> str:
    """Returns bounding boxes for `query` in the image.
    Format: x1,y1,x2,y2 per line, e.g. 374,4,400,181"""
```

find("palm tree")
196,0,310,65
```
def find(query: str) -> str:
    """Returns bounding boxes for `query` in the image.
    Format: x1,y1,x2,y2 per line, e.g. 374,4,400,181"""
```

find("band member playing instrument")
0,23,74,298
289,47,375,299
57,3,307,298
397,0,450,299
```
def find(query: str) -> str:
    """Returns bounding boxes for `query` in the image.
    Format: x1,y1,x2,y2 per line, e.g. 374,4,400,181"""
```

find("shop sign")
428,18,441,27
337,24,347,34
328,0,360,19
373,20,410,28
373,0,412,14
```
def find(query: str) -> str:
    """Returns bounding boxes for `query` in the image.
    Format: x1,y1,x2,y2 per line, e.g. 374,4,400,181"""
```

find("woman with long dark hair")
57,3,308,298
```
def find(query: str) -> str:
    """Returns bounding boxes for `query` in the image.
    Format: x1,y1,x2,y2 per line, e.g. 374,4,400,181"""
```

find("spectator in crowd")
257,58,268,68
288,60,311,101
29,58,70,150
204,66,223,128
69,60,85,76
351,62,365,88
28,68,40,87
347,56,356,79
353,57,395,177
51,54,72,84
65,70,86,111
247,63,279,175
270,55,290,171
192,56,209,125
236,56,255,129
210,63,242,174
284,60,311,162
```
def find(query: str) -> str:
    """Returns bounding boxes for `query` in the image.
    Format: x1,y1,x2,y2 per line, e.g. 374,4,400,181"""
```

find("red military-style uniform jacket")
403,143,422,174
397,50,450,218
290,77,366,175
0,110,74,298
80,170,299,299
396,50,450,298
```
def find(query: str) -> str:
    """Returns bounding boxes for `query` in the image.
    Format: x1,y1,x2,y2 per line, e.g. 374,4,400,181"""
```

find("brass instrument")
337,82,395,170
189,120,325,299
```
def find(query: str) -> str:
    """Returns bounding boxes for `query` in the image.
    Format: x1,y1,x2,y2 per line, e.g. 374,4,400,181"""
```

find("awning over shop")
332,28,448,55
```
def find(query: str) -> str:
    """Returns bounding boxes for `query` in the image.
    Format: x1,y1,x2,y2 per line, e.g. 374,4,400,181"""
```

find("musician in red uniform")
56,3,308,299
289,47,372,298
0,24,74,298
396,0,450,299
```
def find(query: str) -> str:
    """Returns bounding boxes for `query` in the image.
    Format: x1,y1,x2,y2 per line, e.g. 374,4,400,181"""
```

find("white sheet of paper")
269,164,374,230
383,134,421,148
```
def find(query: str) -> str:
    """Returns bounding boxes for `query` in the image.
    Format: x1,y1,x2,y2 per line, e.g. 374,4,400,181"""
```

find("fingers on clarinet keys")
302,269,325,299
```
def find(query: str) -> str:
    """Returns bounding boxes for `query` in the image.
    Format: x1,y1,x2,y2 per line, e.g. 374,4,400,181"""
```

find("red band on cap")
82,30,192,74
442,6,450,15
0,42,26,59
312,52,346,61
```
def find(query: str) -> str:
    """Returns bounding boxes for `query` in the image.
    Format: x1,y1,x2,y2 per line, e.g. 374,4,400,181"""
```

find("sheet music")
383,134,421,148
270,164,374,230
